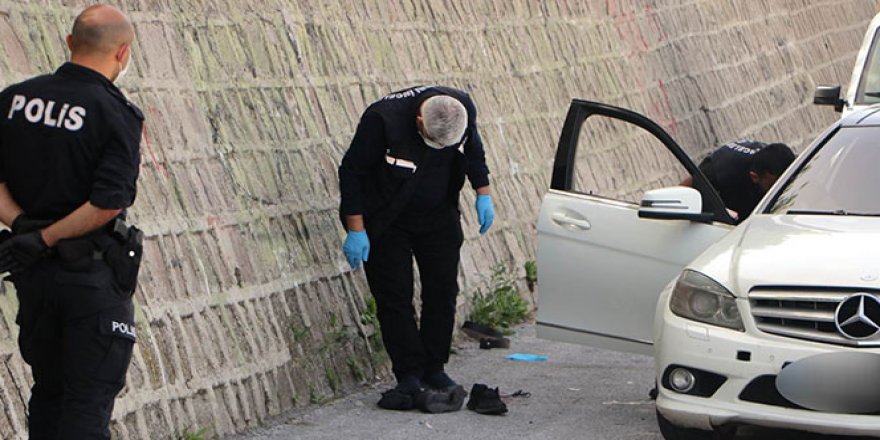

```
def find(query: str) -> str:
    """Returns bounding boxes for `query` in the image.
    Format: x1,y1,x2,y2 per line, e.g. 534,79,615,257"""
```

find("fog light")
669,368,696,393
662,365,727,397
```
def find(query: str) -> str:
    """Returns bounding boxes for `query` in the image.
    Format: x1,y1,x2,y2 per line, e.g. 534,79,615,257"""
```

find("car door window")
571,114,690,203
550,101,734,223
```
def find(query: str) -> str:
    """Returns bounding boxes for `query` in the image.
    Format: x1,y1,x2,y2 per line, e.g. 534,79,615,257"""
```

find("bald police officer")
0,5,143,439
339,86,494,412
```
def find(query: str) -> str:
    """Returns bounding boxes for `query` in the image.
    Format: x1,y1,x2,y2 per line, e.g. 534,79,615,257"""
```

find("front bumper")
654,291,880,437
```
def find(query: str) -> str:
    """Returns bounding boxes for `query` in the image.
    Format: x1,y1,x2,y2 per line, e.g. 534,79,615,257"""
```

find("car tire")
656,410,736,440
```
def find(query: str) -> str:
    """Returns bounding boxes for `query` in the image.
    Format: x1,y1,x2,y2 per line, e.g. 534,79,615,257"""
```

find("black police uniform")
338,85,489,381
698,140,766,222
0,62,143,439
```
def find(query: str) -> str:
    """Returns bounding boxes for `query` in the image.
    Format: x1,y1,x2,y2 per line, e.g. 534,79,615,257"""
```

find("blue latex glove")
343,230,370,269
475,194,495,235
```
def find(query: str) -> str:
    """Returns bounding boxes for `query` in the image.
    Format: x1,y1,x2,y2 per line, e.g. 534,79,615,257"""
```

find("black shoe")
467,383,508,415
462,321,505,340
378,387,419,411
414,385,467,413
479,337,510,349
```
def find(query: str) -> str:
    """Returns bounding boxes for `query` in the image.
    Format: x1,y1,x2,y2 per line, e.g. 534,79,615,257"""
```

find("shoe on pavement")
415,385,467,413
378,383,421,411
462,321,505,340
479,336,510,349
467,383,508,415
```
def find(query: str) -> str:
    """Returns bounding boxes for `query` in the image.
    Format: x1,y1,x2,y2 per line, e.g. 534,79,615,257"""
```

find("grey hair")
421,96,467,147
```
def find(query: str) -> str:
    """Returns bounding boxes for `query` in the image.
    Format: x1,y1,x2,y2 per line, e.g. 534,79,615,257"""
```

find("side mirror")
814,85,846,112
639,186,713,222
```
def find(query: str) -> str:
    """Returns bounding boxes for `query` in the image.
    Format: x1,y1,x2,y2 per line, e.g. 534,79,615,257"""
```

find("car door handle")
551,212,591,230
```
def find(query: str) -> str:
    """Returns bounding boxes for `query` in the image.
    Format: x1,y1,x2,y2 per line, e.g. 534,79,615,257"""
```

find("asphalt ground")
232,325,871,440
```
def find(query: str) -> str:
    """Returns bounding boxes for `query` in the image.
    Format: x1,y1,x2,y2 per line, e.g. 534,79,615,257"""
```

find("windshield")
857,29,880,105
767,127,880,216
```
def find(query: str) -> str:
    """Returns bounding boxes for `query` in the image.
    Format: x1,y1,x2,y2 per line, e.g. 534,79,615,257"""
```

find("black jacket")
698,140,765,221
0,62,143,220
338,86,490,238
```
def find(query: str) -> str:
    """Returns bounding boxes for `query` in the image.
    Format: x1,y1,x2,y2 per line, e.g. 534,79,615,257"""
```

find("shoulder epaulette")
104,84,144,121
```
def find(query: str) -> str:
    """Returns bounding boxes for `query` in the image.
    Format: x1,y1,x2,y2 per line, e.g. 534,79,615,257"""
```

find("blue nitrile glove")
475,194,495,235
343,230,370,269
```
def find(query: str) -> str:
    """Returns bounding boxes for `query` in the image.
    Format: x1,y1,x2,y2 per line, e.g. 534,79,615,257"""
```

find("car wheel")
656,410,736,440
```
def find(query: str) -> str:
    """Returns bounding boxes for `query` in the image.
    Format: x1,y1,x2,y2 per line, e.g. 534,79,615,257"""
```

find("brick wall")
0,0,874,438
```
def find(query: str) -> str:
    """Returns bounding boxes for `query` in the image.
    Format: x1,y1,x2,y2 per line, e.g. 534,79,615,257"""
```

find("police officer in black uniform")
338,86,494,412
0,5,143,439
684,140,795,222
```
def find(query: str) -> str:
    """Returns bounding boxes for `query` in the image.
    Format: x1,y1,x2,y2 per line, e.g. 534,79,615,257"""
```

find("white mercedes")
536,100,880,439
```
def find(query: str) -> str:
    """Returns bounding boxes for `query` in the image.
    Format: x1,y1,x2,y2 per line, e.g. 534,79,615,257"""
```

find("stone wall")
0,0,875,438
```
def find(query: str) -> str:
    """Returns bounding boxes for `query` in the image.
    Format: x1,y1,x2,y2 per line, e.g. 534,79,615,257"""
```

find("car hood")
690,215,880,297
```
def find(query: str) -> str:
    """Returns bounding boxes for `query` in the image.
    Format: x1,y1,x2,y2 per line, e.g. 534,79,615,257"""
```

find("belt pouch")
104,226,143,297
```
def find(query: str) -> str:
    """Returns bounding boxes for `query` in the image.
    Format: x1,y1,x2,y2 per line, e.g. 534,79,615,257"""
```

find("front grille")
749,288,880,347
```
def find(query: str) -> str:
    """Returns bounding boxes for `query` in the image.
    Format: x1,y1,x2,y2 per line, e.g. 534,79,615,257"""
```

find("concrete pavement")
231,325,864,440
231,325,661,440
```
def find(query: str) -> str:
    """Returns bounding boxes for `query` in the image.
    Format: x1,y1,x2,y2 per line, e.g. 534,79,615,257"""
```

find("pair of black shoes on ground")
378,376,507,415
378,372,467,413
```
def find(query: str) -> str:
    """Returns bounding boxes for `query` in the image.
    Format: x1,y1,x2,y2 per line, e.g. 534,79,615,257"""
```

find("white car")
537,100,880,439
815,12,880,115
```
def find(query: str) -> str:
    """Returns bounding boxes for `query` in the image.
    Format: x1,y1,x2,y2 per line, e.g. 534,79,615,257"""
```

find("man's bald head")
69,4,133,56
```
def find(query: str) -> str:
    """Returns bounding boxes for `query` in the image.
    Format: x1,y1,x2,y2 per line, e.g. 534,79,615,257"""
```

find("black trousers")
13,257,135,440
364,208,464,381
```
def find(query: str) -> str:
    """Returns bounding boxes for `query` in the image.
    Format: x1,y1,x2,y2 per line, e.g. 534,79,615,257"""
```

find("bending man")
338,85,494,412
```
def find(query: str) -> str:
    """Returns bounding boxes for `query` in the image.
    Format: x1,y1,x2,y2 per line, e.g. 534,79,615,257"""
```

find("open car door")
536,101,735,355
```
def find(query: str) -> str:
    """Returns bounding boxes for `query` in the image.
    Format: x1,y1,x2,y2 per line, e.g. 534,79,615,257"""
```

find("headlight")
670,270,744,331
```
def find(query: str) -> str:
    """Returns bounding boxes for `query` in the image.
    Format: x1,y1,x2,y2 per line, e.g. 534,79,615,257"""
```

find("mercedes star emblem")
835,294,880,340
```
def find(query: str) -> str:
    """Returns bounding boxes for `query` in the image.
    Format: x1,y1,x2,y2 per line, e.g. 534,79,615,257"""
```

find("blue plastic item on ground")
505,353,548,362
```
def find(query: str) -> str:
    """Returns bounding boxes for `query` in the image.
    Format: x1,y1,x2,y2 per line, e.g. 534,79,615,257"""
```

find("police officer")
683,141,795,222
0,5,143,439
338,86,494,412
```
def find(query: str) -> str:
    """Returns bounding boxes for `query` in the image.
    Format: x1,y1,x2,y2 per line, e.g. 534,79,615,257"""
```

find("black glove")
11,214,53,235
0,231,50,273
